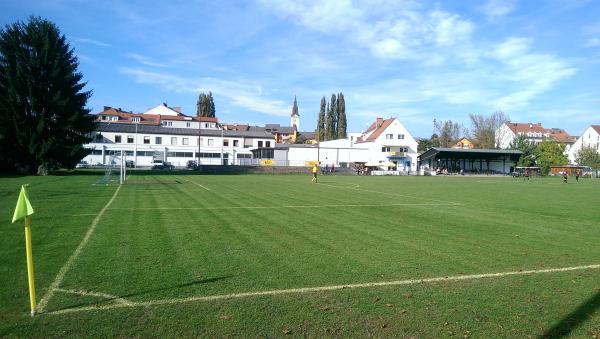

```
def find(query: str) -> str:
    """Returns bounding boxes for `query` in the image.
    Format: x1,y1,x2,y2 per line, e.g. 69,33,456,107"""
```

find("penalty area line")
45,263,600,316
37,185,122,313
182,178,211,191
107,202,457,211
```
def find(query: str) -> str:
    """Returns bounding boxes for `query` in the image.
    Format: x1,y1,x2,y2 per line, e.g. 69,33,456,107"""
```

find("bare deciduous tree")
469,111,510,149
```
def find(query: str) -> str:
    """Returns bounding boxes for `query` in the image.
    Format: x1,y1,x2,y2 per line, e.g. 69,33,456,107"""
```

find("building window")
127,136,134,143
233,140,239,147
386,134,393,140
207,139,214,146
382,146,390,152
143,136,150,144
258,141,263,147
171,137,177,145
163,121,173,127
156,137,162,145
132,117,140,123
205,123,209,128
182,138,189,145
398,134,405,139
223,139,229,147
186,122,191,127
115,135,122,143
266,141,271,147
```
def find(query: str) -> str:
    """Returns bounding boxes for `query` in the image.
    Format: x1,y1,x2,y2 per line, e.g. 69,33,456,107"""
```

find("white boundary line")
107,202,456,211
45,263,600,315
37,185,122,313
317,182,463,206
182,178,211,191
55,288,134,306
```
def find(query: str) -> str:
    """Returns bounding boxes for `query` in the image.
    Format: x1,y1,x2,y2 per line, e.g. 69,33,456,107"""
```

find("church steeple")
291,95,299,130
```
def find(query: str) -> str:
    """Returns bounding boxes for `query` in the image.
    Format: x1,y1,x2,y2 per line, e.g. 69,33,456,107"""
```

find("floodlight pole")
220,127,224,165
134,121,138,168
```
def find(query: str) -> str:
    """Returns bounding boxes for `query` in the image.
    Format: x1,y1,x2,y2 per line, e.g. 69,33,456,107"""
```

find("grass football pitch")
1,172,599,337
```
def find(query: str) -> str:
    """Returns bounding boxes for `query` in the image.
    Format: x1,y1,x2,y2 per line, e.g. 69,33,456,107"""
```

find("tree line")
316,92,346,141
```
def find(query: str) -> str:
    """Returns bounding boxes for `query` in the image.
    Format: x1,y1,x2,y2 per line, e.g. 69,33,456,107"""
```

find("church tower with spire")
291,95,300,130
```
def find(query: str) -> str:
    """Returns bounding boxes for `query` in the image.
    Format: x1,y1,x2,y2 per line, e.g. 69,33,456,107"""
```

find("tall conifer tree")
316,96,326,141
0,17,95,174
326,94,337,140
336,92,347,139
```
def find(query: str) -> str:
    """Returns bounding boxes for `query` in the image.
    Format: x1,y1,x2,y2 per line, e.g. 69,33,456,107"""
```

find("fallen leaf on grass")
404,293,413,299
219,315,230,320
400,309,408,314
283,328,292,335
385,303,394,308
318,305,330,311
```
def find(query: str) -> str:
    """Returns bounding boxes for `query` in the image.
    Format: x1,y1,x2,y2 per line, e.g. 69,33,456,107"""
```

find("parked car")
152,159,165,169
125,160,135,168
152,159,174,170
186,160,198,169
75,161,89,169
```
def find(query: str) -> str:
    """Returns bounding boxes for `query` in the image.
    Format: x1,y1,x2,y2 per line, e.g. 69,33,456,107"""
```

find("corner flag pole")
24,215,37,316
12,185,36,316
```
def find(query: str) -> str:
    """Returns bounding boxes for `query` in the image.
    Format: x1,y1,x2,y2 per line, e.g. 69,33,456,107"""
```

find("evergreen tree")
316,96,326,141
336,92,346,139
196,91,215,117
326,94,337,140
0,17,95,175
208,91,215,117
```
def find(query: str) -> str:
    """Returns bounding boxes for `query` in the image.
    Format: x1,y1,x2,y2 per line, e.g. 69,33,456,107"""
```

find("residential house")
567,125,600,164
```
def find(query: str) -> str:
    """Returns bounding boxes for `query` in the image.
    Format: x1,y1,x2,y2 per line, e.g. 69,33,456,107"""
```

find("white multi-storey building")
567,125,600,164
84,104,276,167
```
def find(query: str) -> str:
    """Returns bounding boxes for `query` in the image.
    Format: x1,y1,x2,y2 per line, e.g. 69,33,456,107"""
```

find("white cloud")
120,68,291,117
490,37,577,109
261,0,474,61
73,37,111,47
127,53,168,68
585,38,600,47
479,0,517,19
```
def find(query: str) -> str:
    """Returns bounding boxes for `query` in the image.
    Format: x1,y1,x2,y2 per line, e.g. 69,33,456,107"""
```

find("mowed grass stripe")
46,263,600,315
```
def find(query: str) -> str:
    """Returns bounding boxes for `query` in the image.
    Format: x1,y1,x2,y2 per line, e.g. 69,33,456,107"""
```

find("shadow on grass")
540,290,600,338
53,275,233,312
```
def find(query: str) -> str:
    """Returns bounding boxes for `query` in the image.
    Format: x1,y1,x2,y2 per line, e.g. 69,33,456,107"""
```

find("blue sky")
2,0,599,137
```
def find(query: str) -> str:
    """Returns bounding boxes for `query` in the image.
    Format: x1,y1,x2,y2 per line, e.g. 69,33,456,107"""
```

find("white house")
354,117,419,170
495,122,576,151
567,125,600,164
270,117,419,171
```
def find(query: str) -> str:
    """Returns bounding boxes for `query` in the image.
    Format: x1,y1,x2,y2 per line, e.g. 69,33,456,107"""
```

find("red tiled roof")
355,117,394,143
592,125,600,134
96,107,218,124
504,122,575,144
365,118,394,142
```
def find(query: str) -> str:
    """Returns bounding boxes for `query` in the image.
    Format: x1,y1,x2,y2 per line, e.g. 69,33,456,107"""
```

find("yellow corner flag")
12,185,37,317
12,185,34,223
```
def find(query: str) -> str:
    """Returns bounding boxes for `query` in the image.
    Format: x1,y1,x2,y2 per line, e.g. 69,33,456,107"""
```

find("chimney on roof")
537,122,542,126
173,107,182,113
103,106,111,111
376,117,383,128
